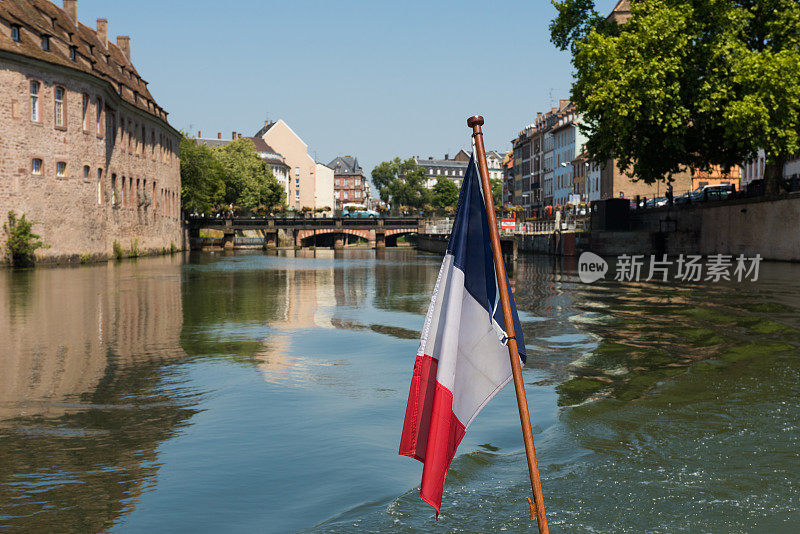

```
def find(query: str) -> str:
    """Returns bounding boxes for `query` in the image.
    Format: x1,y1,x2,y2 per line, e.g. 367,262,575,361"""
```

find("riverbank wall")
419,195,800,262
586,193,800,261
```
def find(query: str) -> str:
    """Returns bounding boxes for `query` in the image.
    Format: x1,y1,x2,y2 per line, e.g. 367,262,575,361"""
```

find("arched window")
121,176,126,206
83,165,90,181
96,97,103,137
97,169,103,205
30,81,40,122
82,94,89,131
54,86,65,128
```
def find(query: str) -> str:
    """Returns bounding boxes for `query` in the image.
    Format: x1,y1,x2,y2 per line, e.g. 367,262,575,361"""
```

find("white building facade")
551,108,586,206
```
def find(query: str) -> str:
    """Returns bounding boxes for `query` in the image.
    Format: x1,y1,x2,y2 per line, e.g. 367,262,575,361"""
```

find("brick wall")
0,57,182,262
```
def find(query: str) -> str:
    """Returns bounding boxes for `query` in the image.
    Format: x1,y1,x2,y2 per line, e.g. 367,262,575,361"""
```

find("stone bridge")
184,216,421,249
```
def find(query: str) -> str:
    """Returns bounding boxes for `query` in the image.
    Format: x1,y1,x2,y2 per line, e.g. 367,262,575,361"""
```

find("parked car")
645,197,669,208
701,183,736,201
342,203,379,218
676,184,736,204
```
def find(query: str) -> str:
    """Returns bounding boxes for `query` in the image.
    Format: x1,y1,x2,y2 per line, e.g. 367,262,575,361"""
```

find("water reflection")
180,249,439,389
3,249,798,533
548,261,800,407
0,256,196,533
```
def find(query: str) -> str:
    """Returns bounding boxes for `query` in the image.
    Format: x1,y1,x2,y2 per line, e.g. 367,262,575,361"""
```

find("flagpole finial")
467,115,484,128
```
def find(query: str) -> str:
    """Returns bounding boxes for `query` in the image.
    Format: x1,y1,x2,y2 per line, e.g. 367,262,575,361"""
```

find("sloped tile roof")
0,0,169,122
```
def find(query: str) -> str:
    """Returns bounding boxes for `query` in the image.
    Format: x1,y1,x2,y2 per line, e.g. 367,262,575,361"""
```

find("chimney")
116,36,131,60
198,130,202,138
238,133,242,139
63,0,77,23
217,132,221,139
96,19,107,47
264,120,269,126
232,131,236,140
445,154,449,160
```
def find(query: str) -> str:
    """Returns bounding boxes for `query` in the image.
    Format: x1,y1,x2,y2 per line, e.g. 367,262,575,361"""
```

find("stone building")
598,160,693,200
0,0,182,262
328,155,370,211
255,119,333,211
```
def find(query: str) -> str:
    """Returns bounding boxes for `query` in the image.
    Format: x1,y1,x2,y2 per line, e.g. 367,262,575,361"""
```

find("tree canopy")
180,136,225,214
180,135,285,214
431,177,460,209
550,0,800,188
491,178,503,209
371,157,431,208
216,139,285,211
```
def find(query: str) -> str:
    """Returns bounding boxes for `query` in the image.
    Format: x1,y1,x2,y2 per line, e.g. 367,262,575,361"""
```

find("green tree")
180,135,225,214
551,0,800,191
491,178,503,209
431,177,460,209
371,157,431,209
3,211,47,267
215,139,285,212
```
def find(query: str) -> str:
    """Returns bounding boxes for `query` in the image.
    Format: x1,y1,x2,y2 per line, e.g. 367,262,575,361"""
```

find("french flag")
399,154,526,515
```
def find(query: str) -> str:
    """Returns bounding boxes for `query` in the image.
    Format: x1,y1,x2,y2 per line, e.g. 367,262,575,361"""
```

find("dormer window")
41,35,50,51
11,25,20,42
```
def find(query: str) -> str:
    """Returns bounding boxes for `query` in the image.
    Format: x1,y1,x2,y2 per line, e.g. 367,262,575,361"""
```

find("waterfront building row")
0,0,182,262
414,149,504,189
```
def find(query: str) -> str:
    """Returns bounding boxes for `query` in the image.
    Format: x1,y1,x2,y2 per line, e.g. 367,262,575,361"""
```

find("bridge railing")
185,216,420,228
421,218,590,235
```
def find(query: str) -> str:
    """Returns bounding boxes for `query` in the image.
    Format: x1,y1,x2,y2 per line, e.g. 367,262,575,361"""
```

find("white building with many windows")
551,105,586,206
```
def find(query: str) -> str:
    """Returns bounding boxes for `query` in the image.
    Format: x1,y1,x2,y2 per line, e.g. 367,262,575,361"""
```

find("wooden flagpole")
468,115,549,533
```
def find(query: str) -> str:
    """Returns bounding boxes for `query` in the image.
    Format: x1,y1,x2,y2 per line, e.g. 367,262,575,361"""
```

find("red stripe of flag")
399,355,466,516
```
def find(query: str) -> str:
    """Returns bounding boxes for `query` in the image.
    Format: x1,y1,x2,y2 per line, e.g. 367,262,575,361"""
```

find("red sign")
501,219,515,230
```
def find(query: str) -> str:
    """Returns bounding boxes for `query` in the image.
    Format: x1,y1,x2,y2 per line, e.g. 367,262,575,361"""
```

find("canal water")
1,249,798,533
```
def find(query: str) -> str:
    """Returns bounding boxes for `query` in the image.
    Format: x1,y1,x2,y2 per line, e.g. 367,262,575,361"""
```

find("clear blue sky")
73,0,618,184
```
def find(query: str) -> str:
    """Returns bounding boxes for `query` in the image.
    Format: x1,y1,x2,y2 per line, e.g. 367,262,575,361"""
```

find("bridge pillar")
264,231,278,249
293,229,301,248
186,225,201,250
222,231,235,249
375,231,386,249
368,229,376,248
334,235,345,249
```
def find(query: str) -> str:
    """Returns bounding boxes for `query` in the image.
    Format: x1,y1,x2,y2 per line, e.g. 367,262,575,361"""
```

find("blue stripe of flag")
447,155,526,363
